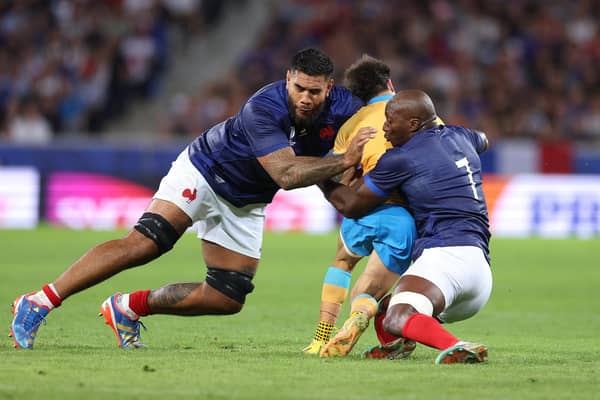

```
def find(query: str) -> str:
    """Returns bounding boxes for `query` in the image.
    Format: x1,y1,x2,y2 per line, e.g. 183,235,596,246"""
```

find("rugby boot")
100,293,146,348
9,294,49,349
435,342,488,364
303,321,336,355
302,339,326,355
320,311,369,357
362,337,416,360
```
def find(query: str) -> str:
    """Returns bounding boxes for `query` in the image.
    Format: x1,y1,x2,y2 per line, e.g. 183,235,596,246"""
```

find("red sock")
128,290,152,317
401,313,459,350
42,284,62,307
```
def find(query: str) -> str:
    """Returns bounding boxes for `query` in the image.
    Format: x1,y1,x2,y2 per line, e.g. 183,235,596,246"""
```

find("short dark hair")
290,48,334,78
344,55,391,103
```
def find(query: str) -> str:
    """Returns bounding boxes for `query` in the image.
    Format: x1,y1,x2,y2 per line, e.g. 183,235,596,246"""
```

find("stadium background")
1,2,599,399
1,0,599,237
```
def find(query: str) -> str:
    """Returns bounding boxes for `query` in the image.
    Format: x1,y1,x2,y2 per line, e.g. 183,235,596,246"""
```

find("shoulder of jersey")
246,81,287,111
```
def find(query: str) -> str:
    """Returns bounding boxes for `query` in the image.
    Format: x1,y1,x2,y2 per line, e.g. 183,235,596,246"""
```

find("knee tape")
205,267,255,304
388,292,434,316
134,212,180,254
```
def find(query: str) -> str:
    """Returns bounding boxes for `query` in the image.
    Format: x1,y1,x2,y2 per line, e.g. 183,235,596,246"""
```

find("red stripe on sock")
42,284,62,307
401,313,459,350
129,290,152,317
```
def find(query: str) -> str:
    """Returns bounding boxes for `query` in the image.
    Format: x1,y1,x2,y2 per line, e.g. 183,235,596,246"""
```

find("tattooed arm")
257,127,375,190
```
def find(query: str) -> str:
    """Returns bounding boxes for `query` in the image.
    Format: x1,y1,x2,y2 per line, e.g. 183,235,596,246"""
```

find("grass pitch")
0,228,599,400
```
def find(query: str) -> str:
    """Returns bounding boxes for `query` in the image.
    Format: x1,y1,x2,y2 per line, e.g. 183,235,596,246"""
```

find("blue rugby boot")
100,292,147,348
10,294,50,349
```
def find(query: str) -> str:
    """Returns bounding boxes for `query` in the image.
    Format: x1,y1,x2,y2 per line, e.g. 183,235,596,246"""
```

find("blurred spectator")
0,0,235,139
162,0,203,51
579,92,600,140
161,0,600,144
120,13,161,99
6,94,53,145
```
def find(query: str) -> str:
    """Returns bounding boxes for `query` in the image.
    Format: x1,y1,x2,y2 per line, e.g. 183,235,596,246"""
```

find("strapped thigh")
388,291,434,316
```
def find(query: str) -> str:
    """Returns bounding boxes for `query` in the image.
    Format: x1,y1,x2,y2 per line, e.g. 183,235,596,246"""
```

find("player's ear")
326,78,334,96
409,117,421,132
386,79,395,93
286,70,292,83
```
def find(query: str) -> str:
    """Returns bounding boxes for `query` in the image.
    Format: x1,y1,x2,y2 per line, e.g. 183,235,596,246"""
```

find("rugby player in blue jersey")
10,48,375,349
319,90,492,364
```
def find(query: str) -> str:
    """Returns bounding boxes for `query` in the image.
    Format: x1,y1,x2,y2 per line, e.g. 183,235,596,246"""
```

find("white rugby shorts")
153,148,266,259
404,246,492,323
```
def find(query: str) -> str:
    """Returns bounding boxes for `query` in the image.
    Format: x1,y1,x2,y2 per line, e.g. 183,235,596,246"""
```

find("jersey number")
455,157,479,200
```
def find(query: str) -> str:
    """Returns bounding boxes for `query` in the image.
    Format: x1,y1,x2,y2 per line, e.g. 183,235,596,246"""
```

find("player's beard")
288,99,324,130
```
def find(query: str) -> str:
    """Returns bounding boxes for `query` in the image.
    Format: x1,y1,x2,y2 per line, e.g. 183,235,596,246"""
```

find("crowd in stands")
161,0,600,143
0,0,229,144
3,0,599,145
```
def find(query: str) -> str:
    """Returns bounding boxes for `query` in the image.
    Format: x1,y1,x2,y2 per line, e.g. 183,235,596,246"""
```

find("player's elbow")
277,180,300,191
278,179,298,191
333,199,366,219
341,207,365,219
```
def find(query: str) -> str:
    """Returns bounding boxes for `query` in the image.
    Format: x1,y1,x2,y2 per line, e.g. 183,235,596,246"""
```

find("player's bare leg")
320,251,399,357
382,275,488,364
55,199,192,299
148,240,258,315
100,237,259,348
303,238,360,354
362,293,417,360
10,199,190,349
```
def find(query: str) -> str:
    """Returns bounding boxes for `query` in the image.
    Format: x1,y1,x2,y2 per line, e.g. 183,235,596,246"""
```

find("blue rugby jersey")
364,125,491,262
188,81,363,207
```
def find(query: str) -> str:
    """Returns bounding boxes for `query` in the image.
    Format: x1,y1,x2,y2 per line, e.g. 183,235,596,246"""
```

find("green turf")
1,228,599,399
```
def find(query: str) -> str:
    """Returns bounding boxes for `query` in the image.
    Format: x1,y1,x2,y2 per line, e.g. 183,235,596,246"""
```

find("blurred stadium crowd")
0,0,232,144
161,0,600,143
2,0,600,145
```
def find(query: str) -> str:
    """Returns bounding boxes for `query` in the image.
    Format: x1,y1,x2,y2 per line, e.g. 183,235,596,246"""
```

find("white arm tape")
388,292,434,316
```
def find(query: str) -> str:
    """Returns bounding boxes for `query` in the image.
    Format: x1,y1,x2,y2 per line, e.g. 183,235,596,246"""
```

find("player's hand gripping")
342,127,376,169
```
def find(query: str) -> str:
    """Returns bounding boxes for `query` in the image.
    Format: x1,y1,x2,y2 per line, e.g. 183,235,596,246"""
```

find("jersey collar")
367,93,394,104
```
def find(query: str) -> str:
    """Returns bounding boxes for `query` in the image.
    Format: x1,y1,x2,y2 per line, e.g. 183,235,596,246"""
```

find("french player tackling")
319,89,492,364
10,48,374,350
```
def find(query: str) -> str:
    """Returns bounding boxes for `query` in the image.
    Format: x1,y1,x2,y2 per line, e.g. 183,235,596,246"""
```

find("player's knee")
205,266,255,311
216,296,245,315
382,292,435,336
382,305,413,336
134,212,182,255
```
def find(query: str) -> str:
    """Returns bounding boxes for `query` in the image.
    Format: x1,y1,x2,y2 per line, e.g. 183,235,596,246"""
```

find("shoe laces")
23,303,47,330
138,320,147,332
130,320,147,341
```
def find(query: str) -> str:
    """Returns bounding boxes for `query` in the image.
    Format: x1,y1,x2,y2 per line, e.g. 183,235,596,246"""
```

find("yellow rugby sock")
350,294,378,318
321,267,351,304
311,267,351,342
313,321,335,343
